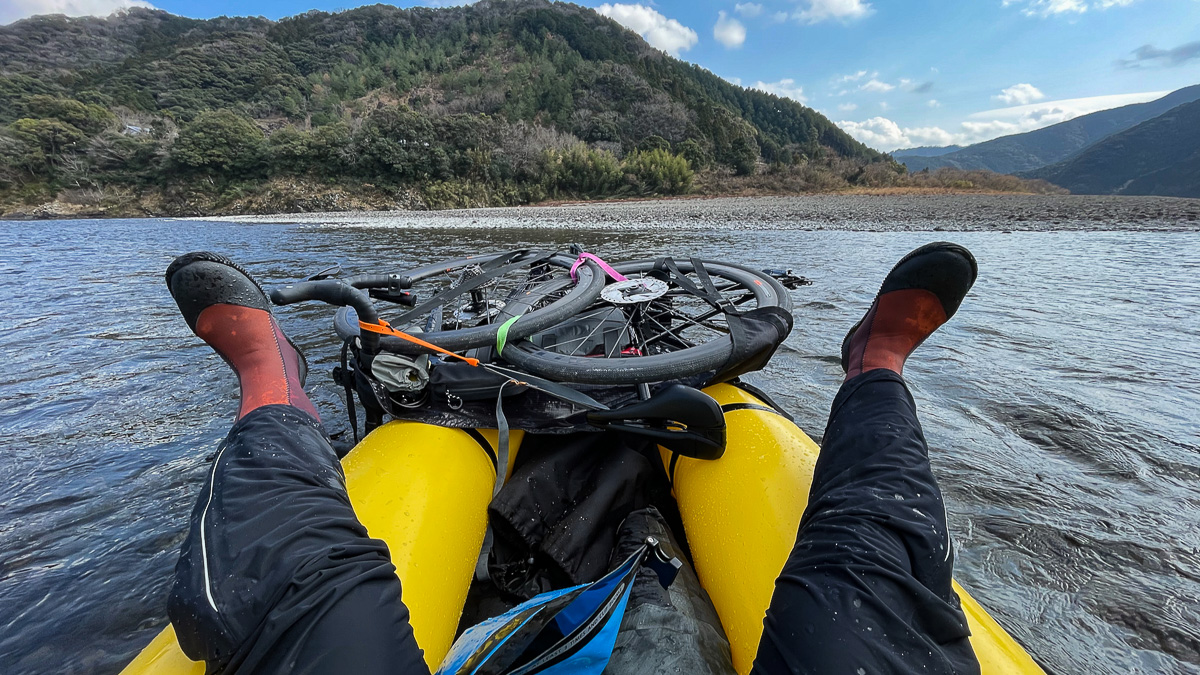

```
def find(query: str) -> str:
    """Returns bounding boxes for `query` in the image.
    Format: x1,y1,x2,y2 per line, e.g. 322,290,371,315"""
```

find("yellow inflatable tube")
124,385,1040,675
665,383,1044,675
121,422,521,675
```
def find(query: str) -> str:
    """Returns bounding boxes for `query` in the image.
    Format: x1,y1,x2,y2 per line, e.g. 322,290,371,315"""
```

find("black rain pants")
168,369,979,675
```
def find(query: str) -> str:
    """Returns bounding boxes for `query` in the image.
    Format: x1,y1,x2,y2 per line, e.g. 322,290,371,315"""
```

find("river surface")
1,200,1199,674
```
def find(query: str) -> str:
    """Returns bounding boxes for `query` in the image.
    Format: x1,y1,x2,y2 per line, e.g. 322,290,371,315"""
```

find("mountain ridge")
0,2,875,162
1025,99,1200,198
0,1,1064,217
891,145,962,158
897,85,1200,175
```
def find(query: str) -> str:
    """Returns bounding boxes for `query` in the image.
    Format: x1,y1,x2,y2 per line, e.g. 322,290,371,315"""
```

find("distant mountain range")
891,145,962,158
1025,99,1200,198
895,85,1200,176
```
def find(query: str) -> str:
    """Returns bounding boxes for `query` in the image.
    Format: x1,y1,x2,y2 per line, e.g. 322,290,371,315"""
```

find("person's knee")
167,550,238,663
793,500,953,588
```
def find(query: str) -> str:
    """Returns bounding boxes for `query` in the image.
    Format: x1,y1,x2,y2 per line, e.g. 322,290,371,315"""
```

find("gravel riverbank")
209,194,1200,232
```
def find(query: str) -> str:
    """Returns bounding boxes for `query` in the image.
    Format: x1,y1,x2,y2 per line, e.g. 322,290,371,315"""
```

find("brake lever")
307,264,342,281
763,268,812,289
369,288,418,306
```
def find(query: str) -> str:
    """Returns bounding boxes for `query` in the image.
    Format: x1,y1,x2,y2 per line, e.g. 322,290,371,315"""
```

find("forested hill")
1027,100,1200,198
0,1,886,216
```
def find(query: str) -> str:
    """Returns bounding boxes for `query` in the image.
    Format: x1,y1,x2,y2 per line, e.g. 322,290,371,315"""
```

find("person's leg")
752,243,981,675
164,252,429,675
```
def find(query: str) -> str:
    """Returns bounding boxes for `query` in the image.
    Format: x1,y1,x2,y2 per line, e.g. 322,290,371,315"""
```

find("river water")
1,202,1198,674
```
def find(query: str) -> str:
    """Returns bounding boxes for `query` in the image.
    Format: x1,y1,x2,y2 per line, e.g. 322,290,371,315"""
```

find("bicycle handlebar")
344,274,411,291
269,280,381,353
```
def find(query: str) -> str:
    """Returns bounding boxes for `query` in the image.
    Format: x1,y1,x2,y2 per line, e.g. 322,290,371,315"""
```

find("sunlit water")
1,212,1198,674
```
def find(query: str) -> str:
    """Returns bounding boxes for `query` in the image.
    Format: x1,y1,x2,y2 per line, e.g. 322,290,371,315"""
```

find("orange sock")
843,288,948,380
195,304,318,420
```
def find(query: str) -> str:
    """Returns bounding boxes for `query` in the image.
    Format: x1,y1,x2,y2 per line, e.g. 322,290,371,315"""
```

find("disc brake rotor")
600,278,669,305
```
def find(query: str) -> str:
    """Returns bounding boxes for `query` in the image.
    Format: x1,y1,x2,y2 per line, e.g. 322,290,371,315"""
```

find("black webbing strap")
339,337,360,445
482,363,609,411
689,256,739,314
652,257,738,316
476,379,516,583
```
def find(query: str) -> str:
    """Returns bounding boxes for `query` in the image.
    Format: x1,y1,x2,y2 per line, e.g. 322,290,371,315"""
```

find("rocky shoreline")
210,194,1200,232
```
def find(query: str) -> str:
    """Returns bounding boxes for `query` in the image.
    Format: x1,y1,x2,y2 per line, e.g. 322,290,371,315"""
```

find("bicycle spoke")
567,308,619,356
656,304,731,335
605,307,639,358
640,311,698,349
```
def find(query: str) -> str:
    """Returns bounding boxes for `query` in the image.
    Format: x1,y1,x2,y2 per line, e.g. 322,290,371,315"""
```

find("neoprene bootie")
841,242,977,380
166,252,317,420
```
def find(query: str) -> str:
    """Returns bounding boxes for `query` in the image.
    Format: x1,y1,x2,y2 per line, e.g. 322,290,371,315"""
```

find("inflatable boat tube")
120,423,522,675
663,383,1044,675
124,386,1041,675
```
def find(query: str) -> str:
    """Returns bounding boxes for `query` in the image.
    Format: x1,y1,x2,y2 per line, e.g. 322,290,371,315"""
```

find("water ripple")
0,217,1197,674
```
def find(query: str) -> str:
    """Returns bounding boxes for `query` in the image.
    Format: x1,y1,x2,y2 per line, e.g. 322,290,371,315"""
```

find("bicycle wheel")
501,259,793,384
334,251,606,355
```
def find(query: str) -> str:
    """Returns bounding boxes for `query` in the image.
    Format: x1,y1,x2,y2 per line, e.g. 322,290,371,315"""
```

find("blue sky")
5,0,1199,151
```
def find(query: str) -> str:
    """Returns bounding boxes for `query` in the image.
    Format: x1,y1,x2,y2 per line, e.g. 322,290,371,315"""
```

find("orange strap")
359,319,480,366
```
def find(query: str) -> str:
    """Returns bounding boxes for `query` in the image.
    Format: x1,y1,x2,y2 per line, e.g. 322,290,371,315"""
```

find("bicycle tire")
501,259,793,384
334,253,606,354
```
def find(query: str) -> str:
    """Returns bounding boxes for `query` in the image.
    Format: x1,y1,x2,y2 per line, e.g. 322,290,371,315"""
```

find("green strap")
495,315,520,356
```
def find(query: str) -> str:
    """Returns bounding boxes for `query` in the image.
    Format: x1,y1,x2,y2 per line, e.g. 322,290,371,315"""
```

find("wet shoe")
841,242,977,379
166,252,316,420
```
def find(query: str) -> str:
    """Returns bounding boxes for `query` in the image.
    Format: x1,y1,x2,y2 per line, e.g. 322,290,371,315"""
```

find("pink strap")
570,252,628,282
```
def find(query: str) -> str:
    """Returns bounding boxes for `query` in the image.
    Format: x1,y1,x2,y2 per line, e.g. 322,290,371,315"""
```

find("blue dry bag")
436,537,681,675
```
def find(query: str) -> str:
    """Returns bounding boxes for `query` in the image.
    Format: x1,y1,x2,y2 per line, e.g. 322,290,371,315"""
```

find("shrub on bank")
623,148,693,195
540,144,625,198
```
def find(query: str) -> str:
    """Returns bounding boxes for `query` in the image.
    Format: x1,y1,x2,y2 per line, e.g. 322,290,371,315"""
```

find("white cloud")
879,101,889,110
734,2,763,17
838,102,858,111
905,126,960,146
713,11,746,49
596,3,698,55
859,78,895,93
771,11,789,22
723,75,743,86
970,90,1169,123
1002,0,1139,16
836,69,869,83
836,118,909,150
839,89,1171,151
928,99,941,107
838,118,967,151
752,78,807,103
994,83,1045,105
794,0,873,24
1,0,153,24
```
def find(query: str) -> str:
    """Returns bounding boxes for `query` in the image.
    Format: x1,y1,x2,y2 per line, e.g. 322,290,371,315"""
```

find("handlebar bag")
431,361,529,403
